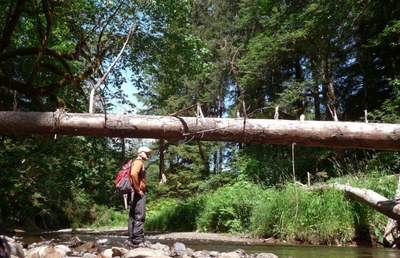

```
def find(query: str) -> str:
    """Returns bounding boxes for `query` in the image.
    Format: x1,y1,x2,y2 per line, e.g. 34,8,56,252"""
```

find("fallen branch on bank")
305,180,400,247
306,182,400,221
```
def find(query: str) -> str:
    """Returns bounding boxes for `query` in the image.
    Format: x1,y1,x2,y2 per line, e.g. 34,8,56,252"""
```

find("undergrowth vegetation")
45,150,396,246
72,148,399,246
195,181,265,233
145,197,204,232
88,205,129,229
250,185,355,245
141,170,397,245
85,169,396,245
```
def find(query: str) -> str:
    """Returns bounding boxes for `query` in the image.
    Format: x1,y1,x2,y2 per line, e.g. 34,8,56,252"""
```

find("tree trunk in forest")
213,151,218,174
197,141,210,178
219,143,223,174
313,73,321,120
322,57,338,121
159,139,167,184
121,138,126,166
0,111,400,150
294,56,306,118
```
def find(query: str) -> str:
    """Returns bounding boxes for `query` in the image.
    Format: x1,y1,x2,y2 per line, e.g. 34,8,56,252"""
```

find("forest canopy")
0,0,399,233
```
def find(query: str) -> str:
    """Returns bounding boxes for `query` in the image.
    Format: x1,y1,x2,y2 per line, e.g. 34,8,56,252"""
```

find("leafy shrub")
250,185,355,245
196,181,265,233
62,185,95,229
146,196,205,231
232,145,291,187
87,204,128,229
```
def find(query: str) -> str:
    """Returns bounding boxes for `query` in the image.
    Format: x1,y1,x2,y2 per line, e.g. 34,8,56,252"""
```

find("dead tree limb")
89,24,136,113
311,183,400,221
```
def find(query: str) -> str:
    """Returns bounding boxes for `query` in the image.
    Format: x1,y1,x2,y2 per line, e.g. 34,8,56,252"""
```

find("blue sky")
108,68,141,115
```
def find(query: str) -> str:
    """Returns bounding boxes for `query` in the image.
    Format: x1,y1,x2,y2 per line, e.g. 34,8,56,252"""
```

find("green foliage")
367,151,400,174
63,185,95,229
0,0,133,111
146,141,235,200
146,197,204,232
232,144,336,187
251,185,355,245
146,181,265,234
196,181,265,233
1,0,400,242
232,145,291,186
249,167,397,245
143,171,397,244
87,205,128,229
0,134,120,230
370,78,400,123
331,170,397,244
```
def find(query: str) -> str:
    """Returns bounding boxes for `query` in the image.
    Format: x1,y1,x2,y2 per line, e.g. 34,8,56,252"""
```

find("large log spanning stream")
0,111,399,150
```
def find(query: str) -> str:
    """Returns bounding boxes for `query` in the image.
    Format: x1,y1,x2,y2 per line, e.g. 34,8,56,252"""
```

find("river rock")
4,234,281,258
150,242,170,252
54,245,71,257
8,241,24,258
25,245,64,258
96,238,110,245
125,247,168,257
102,248,113,258
210,250,221,256
63,237,83,247
82,253,97,258
111,246,128,257
193,250,211,257
173,242,186,252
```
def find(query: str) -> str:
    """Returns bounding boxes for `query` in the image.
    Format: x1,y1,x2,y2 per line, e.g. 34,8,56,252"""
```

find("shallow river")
156,240,400,258
21,233,400,258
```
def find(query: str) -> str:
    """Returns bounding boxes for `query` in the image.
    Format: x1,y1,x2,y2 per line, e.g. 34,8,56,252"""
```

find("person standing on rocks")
125,146,152,248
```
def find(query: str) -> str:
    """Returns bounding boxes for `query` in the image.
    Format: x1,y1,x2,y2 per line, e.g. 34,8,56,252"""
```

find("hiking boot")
123,240,139,249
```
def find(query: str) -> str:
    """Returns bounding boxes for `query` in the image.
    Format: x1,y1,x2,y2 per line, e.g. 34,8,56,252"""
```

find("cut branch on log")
0,111,400,151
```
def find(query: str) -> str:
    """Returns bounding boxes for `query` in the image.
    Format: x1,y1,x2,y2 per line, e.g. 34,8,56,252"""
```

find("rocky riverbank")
1,232,279,258
43,227,267,244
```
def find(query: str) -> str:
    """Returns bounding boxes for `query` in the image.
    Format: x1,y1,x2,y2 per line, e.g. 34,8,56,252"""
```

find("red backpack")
115,160,133,194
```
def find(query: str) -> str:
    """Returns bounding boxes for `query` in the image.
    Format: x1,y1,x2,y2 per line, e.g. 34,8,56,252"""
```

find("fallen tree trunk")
325,183,400,221
0,111,399,150
308,181,400,246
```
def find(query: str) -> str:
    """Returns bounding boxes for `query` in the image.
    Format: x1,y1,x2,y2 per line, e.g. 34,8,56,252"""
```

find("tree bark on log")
309,181,400,246
0,111,400,150
318,183,400,221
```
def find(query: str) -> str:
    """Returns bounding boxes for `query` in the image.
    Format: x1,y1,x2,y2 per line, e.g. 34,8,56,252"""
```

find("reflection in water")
17,233,400,258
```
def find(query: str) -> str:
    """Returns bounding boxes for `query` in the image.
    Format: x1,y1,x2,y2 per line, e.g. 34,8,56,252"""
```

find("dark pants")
128,193,146,244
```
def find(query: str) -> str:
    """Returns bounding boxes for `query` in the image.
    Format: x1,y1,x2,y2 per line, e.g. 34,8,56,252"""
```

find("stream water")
18,232,400,258
153,240,400,258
